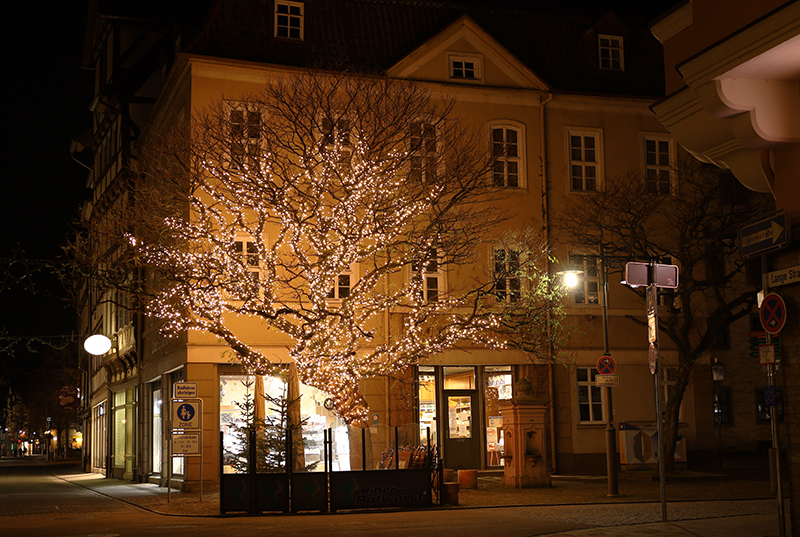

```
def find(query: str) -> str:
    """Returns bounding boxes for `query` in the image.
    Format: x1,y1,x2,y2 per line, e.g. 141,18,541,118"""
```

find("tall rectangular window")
577,367,603,422
644,136,672,195
275,1,303,40
599,35,624,70
411,247,441,302
568,130,600,191
233,238,260,297
569,254,600,305
321,116,352,166
484,366,512,466
229,107,261,170
418,366,437,447
327,264,356,300
491,127,520,188
494,248,520,302
409,122,436,182
327,273,351,300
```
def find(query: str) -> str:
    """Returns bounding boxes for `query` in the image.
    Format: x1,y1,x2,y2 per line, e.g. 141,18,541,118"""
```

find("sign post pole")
626,259,679,524
170,390,204,503
597,252,618,498
648,278,667,523
761,255,786,537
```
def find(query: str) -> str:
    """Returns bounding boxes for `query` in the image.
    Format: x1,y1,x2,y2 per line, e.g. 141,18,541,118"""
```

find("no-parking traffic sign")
760,293,787,335
597,354,616,375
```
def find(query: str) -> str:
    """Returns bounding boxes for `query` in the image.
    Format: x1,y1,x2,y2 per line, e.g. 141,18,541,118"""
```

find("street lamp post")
84,334,115,477
598,252,619,497
560,251,619,498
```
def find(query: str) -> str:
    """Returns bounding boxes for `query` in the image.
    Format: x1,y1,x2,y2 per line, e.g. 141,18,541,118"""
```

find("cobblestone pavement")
1,456,790,537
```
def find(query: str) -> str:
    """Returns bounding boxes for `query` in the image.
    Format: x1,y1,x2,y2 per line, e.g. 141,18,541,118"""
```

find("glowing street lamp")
84,334,112,356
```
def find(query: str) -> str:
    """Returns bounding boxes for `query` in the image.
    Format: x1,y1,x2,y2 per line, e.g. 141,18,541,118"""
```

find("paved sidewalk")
49,459,789,537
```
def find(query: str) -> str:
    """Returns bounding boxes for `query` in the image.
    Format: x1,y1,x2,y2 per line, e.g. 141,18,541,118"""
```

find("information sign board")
595,374,619,387
174,382,198,399
172,433,201,456
759,344,776,365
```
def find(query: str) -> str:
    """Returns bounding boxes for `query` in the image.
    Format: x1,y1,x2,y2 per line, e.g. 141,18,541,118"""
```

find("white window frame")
408,121,437,183
275,1,304,41
577,367,605,423
227,102,262,171
327,263,358,301
232,236,261,299
319,114,353,167
410,247,445,303
567,128,603,192
493,247,521,303
598,34,624,71
448,53,483,83
569,254,601,306
489,123,525,189
642,133,675,195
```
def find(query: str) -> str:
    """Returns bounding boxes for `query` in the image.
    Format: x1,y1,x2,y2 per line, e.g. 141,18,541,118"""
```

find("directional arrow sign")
739,210,790,258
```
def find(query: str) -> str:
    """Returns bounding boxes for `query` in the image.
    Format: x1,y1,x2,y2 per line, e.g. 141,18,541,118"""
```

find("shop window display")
418,367,437,446
484,366,512,466
220,373,349,473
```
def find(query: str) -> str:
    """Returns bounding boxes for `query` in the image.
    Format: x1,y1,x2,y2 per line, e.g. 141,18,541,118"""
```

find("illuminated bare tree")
558,158,773,470
83,72,567,424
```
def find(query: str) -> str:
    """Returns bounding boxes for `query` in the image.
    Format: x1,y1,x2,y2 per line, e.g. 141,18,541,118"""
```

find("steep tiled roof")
99,0,665,98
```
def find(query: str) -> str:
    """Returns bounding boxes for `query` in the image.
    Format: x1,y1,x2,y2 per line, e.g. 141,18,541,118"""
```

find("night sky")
0,0,679,353
2,2,92,347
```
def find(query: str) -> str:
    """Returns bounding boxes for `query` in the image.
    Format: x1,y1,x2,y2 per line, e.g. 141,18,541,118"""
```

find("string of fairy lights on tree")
131,73,565,424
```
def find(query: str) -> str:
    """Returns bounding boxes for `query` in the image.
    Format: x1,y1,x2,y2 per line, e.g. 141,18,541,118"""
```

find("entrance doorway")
441,367,480,469
443,390,480,469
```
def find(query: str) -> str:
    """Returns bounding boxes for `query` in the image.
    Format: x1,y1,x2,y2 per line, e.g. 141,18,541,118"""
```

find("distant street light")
83,334,112,356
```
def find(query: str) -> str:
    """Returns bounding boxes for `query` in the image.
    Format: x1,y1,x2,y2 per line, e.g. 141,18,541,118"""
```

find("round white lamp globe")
84,334,112,356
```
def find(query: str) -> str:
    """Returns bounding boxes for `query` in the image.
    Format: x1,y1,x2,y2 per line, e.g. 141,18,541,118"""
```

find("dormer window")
448,54,483,82
598,35,623,71
276,1,303,40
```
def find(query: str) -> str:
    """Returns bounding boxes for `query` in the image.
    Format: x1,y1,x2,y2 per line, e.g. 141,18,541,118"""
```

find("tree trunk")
661,367,690,473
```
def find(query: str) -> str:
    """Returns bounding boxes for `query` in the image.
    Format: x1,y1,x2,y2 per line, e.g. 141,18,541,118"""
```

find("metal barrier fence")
220,426,436,514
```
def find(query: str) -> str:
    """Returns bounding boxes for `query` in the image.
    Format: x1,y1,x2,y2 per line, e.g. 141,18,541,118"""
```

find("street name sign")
766,265,800,288
739,210,790,258
625,262,680,289
595,374,619,387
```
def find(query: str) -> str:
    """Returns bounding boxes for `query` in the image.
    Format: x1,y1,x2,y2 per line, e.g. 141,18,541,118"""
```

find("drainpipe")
385,260,391,430
539,91,556,473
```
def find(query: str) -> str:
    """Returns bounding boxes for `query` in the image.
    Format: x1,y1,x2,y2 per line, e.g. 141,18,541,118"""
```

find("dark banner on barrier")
329,469,431,511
